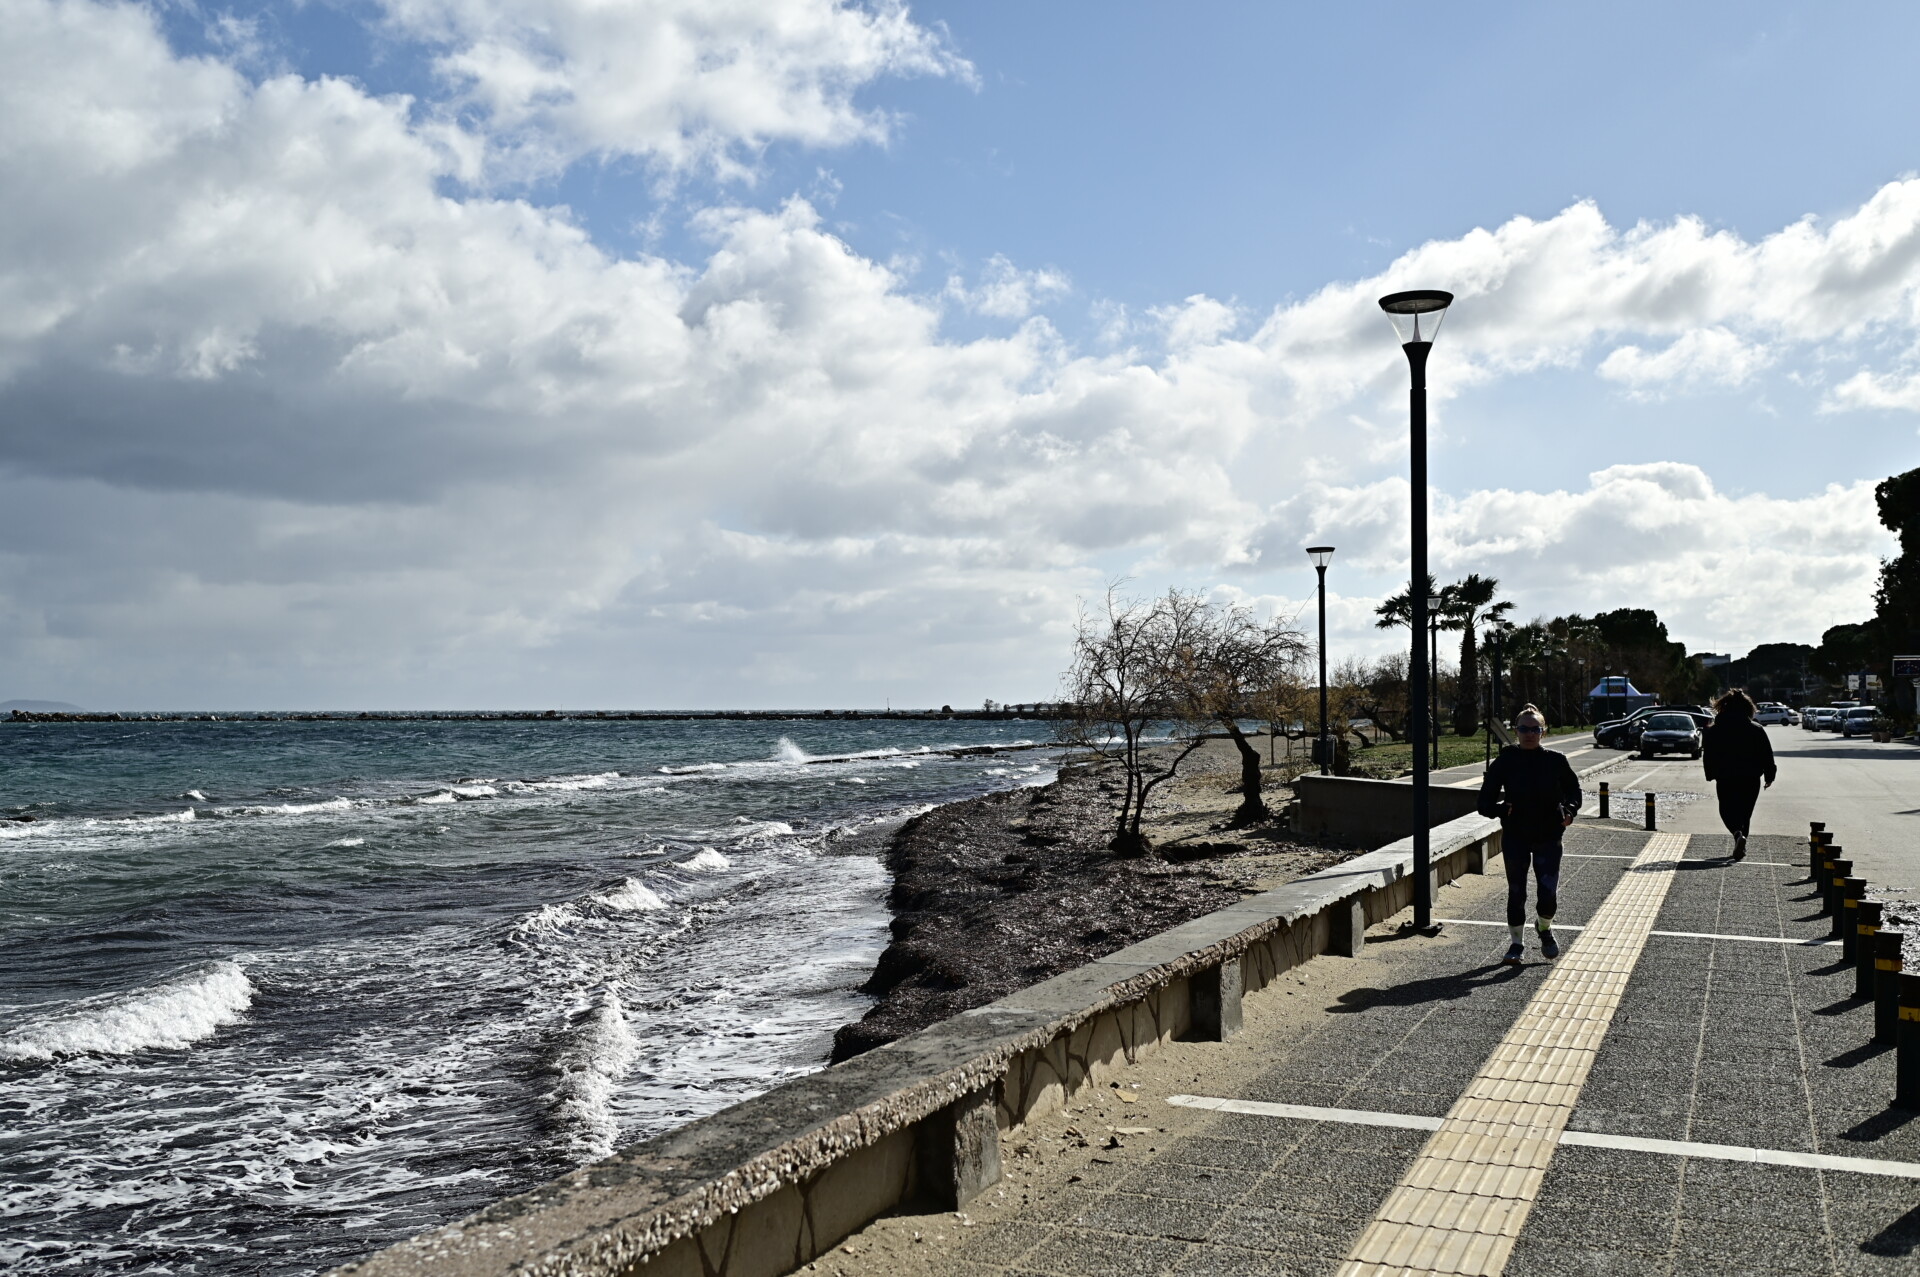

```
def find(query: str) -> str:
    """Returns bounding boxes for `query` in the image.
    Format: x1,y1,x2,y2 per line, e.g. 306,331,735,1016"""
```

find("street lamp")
1307,546,1335,775
1427,594,1445,770
1379,288,1452,934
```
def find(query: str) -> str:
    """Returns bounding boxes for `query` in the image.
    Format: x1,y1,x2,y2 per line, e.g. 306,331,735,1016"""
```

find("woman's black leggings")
1716,777,1762,837
1502,839,1562,927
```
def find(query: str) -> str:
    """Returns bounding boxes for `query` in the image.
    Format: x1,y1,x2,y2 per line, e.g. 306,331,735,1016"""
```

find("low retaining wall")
1290,773,1485,846
331,813,1504,1277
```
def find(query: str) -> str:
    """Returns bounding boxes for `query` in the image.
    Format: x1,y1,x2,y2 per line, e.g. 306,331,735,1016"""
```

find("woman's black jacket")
1476,745,1581,842
1702,718,1777,785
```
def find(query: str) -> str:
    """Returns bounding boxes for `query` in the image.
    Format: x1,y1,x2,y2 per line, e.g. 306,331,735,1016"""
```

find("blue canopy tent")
1587,675,1655,719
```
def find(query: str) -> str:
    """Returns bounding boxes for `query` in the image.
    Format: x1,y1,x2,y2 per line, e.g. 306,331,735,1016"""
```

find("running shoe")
1502,942,1525,966
1538,929,1560,960
1732,834,1746,862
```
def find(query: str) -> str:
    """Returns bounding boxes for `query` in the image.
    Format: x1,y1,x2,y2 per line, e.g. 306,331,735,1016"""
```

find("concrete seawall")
330,797,1504,1277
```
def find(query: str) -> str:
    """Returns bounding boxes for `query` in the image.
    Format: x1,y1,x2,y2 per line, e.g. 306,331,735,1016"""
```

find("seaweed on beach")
830,761,1270,1061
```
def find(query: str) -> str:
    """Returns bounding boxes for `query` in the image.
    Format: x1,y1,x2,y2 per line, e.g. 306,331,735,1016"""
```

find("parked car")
1595,703,1713,749
1638,712,1703,759
1754,702,1793,726
1802,707,1825,730
1839,706,1880,738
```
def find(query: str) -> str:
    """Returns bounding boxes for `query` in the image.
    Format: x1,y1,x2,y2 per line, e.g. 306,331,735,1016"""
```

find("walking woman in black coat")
1701,689,1777,860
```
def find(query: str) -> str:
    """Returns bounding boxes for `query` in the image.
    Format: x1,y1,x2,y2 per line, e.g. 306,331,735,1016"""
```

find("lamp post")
1307,546,1335,775
1427,594,1445,770
1379,288,1452,935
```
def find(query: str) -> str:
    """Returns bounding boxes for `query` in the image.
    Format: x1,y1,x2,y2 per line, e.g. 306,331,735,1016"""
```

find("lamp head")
1378,289,1454,346
1306,545,1335,570
1427,595,1445,611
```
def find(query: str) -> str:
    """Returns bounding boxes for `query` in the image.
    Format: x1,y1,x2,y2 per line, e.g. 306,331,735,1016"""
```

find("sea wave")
657,763,727,775
0,961,254,1063
526,772,621,792
679,848,731,872
324,837,367,849
225,798,354,817
547,987,638,1162
591,878,667,912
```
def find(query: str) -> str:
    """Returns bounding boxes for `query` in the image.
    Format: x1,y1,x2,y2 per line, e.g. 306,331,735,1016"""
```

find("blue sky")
0,0,1914,706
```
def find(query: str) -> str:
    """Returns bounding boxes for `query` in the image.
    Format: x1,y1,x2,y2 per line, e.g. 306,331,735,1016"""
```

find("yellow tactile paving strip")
1337,832,1688,1277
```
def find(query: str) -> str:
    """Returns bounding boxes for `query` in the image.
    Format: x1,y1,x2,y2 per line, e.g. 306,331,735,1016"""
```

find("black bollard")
1828,860,1854,938
1897,971,1920,1111
1857,900,1885,1000
1810,829,1832,882
1875,930,1906,1045
1599,781,1610,819
1644,790,1656,832
1820,850,1844,915
1841,878,1868,959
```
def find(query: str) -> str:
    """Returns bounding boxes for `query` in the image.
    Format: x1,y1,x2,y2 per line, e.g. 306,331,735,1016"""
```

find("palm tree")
1373,574,1444,632
1446,574,1511,736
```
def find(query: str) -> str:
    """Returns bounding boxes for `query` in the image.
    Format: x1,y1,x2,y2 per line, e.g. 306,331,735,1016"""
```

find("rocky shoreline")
831,740,1357,1061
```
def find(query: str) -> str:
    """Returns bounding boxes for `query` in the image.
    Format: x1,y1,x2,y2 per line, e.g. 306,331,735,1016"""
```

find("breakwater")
6,706,1060,724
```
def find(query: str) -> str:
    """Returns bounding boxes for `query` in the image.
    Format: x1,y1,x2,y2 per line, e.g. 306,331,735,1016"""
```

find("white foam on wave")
450,784,497,799
529,771,622,792
592,878,667,912
681,848,731,872
772,737,812,764
228,797,353,817
0,961,254,1063
417,791,456,805
548,987,638,1162
100,808,197,827
183,789,208,801
325,836,367,849
658,763,727,775
727,819,795,842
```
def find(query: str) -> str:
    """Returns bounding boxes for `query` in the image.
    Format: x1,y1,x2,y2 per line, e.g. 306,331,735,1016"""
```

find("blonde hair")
1515,704,1548,731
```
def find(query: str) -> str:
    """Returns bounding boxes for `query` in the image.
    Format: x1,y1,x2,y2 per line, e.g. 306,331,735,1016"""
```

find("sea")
0,715,1054,1275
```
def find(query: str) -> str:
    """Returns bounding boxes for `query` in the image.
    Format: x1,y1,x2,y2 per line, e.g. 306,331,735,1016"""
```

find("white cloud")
944,254,1070,319
0,0,1913,707
377,0,972,179
1596,326,1771,394
1825,367,1920,413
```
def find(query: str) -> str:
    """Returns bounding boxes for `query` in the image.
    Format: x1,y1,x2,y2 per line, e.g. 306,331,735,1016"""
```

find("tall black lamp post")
1307,546,1335,774
1379,288,1452,934
1427,593,1445,770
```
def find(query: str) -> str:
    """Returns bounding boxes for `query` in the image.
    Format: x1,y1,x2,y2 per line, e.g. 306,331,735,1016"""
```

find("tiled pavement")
907,829,1920,1276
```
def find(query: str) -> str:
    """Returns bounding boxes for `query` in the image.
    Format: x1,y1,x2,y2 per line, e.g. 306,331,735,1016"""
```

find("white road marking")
1166,1096,1920,1181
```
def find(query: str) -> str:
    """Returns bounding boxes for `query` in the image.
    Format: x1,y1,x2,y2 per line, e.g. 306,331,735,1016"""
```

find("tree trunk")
1456,628,1481,735
1220,719,1269,827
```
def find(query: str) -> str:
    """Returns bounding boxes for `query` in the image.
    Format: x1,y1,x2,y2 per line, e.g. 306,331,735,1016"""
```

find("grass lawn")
1345,724,1590,779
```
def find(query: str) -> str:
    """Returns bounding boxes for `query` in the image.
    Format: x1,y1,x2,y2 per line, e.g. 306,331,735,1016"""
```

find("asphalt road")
1585,724,1920,888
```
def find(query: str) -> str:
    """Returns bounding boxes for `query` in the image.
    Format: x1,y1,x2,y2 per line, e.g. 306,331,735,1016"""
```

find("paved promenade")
813,823,1920,1276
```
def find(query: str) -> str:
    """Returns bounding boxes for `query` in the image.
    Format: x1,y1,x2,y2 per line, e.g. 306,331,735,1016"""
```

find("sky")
2,0,1917,709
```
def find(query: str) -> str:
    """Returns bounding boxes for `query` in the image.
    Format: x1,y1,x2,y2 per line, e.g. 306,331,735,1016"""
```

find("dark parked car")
1839,706,1880,738
1595,704,1712,749
1637,712,1703,759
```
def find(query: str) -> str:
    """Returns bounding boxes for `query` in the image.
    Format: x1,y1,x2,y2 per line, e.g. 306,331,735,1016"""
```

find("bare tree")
1057,588,1206,856
1159,593,1308,827
1057,587,1306,854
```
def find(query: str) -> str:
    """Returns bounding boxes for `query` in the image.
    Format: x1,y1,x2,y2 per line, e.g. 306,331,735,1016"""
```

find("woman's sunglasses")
1516,725,1544,735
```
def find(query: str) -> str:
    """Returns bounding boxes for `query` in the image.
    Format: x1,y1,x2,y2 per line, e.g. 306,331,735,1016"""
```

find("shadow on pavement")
1824,1040,1894,1068
1327,963,1525,1013
1841,1108,1918,1143
1860,1204,1920,1257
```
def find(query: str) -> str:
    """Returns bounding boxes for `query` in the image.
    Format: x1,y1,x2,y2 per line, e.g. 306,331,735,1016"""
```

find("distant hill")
1,700,85,712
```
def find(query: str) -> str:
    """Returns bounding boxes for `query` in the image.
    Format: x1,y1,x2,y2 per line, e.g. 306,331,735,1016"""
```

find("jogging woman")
1701,689,1776,861
1477,705,1581,964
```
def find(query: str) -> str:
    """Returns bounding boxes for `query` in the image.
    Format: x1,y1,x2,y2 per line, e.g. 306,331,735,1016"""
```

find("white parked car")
1753,702,1793,726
